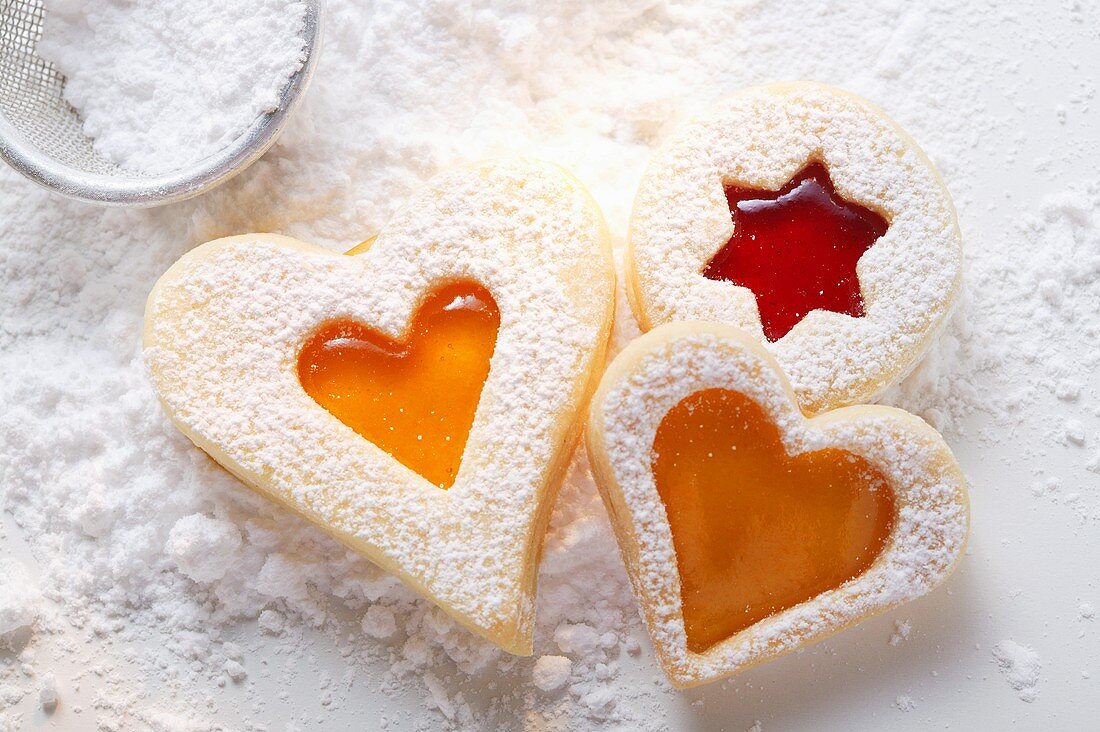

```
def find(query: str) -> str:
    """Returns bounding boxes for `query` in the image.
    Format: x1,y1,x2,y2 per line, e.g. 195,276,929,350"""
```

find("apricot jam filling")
652,388,896,653
703,162,889,342
298,281,500,489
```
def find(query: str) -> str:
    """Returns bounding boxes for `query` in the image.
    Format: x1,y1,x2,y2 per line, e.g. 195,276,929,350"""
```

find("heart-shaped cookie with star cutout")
144,159,615,654
627,81,963,415
586,322,968,687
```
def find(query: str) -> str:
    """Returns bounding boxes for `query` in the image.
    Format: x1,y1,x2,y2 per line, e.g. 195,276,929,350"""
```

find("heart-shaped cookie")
586,322,969,687
627,81,963,415
144,160,616,654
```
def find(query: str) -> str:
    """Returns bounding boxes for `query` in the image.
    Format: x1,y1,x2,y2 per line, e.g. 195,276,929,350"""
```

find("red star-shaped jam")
703,162,889,342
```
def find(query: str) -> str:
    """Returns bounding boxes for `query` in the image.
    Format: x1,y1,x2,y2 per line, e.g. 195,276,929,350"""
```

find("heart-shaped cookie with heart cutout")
144,159,616,654
626,81,963,415
586,322,968,687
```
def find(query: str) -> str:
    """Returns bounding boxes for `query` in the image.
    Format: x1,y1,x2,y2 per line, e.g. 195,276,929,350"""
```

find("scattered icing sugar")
531,655,572,692
0,559,41,650
590,326,967,685
992,640,1042,703
37,0,308,174
361,605,399,639
628,83,962,416
37,673,59,713
0,0,1097,728
889,618,912,646
166,513,244,584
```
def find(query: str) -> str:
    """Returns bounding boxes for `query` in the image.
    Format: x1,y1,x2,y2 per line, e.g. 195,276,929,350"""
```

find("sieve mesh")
0,0,129,176
0,0,320,204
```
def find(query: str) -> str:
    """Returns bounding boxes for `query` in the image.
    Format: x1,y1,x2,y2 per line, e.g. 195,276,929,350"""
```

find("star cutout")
703,162,889,342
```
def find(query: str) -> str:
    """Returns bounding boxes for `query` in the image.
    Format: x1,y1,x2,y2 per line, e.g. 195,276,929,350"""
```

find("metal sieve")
0,0,322,206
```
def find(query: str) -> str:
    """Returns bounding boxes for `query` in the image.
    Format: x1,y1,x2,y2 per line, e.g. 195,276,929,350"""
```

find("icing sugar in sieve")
0,0,322,206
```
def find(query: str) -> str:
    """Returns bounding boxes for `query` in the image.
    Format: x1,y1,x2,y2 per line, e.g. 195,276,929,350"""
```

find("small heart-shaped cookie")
586,322,968,687
627,81,963,415
144,160,615,654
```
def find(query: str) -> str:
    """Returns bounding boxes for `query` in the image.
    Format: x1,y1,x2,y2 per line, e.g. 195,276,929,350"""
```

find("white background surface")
3,1,1100,730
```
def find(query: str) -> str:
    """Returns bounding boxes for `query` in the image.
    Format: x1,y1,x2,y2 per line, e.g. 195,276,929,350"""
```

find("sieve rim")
0,0,323,208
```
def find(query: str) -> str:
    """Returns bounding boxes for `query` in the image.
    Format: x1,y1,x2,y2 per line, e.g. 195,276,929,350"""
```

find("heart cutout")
298,280,499,489
653,387,895,654
586,322,969,686
145,160,615,654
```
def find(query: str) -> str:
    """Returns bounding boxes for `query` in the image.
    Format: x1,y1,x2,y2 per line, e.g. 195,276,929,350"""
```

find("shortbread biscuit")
586,322,969,687
627,82,962,414
145,159,616,654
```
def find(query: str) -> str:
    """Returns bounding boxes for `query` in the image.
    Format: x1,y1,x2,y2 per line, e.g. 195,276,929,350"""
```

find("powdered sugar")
37,673,58,713
889,619,912,647
992,640,1042,703
37,0,307,174
531,655,571,692
166,513,244,584
361,605,398,639
0,559,41,649
1,0,1098,728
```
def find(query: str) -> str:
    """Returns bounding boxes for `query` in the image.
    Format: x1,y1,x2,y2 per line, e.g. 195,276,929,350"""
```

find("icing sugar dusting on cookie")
37,0,307,174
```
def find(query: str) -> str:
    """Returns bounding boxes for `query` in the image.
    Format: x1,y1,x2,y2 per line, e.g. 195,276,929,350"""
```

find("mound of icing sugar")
992,640,1042,703
37,0,307,174
0,559,42,650
166,514,245,584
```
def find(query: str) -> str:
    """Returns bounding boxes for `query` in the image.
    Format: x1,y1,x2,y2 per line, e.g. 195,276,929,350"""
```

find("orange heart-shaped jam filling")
652,388,895,653
703,162,889,342
298,281,499,489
